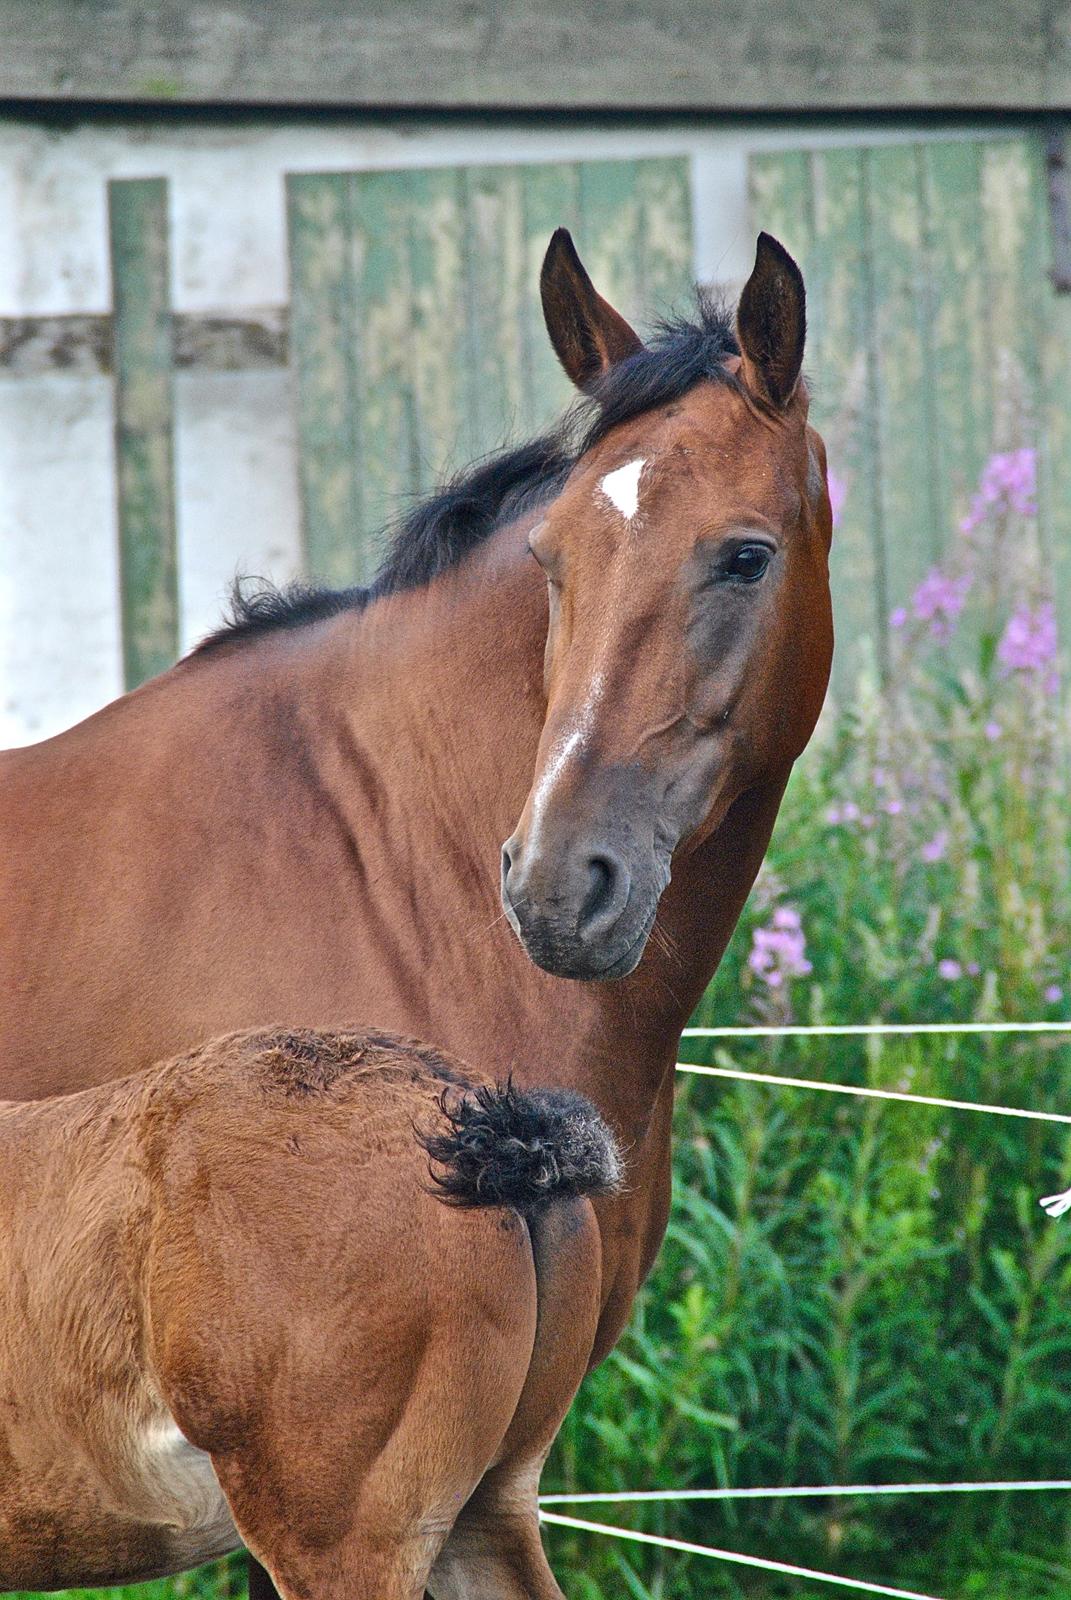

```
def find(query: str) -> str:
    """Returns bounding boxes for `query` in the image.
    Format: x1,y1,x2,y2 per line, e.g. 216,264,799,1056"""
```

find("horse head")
501,230,834,980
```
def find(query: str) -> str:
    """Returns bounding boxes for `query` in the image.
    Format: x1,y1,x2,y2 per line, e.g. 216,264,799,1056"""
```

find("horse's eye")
724,543,772,584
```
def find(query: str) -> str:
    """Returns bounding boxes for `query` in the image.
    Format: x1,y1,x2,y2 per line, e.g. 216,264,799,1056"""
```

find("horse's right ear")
540,228,645,392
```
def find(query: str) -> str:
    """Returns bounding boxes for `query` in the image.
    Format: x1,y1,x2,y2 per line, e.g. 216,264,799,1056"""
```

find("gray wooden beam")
0,310,288,376
1,0,1069,111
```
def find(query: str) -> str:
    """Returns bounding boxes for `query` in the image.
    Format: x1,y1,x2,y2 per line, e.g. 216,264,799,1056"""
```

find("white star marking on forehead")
598,458,646,521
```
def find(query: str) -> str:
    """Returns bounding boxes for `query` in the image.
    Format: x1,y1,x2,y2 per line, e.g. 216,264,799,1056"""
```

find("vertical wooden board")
405,165,467,493
978,140,1052,656
286,172,364,586
918,140,992,561
979,141,1043,451
634,156,694,321
520,161,581,433
108,177,178,688
808,148,886,694
577,159,643,327
1039,135,1071,653
749,152,822,421
351,169,419,556
749,151,815,286
864,143,937,622
459,165,529,463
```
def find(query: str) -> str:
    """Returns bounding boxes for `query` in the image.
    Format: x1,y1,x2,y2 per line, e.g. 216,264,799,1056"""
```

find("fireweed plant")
543,450,1071,1600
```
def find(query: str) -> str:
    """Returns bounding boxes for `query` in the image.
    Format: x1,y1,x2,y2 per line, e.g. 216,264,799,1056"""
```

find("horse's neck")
311,523,783,1137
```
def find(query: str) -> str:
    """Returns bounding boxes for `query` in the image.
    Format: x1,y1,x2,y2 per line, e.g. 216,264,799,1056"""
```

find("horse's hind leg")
245,1525,435,1600
429,1197,604,1600
428,1460,563,1600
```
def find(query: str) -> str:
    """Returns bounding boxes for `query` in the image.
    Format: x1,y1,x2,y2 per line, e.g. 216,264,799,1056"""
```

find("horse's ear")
736,232,806,409
540,228,645,392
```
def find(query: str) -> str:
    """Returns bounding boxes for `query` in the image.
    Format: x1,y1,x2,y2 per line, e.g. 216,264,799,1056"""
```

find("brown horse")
0,1027,620,1598
0,230,833,1594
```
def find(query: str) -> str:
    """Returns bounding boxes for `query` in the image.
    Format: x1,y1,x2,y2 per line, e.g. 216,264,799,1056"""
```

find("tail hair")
418,1081,623,1217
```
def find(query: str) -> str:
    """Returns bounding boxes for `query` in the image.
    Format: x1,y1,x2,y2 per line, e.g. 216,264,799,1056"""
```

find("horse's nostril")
585,855,613,912
580,852,627,937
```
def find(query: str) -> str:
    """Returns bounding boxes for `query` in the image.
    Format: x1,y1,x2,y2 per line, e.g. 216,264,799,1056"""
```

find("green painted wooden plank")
977,140,1049,655
918,140,992,561
1038,129,1071,656
577,158,644,326
286,172,366,585
864,143,938,624
635,156,694,320
749,150,815,284
979,141,1042,452
405,165,467,492
350,168,420,558
460,164,529,463
520,162,581,430
807,147,886,694
108,177,178,688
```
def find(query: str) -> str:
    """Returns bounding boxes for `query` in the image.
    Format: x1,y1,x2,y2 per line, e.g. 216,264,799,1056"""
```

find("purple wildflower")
984,720,1002,742
967,962,981,977
937,959,962,981
1044,983,1065,1005
997,603,1058,689
884,799,903,816
921,830,949,864
911,568,973,642
960,447,1037,534
890,606,908,629
748,906,813,989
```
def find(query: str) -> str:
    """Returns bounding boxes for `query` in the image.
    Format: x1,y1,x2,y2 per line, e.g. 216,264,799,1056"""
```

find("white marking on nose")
599,458,646,521
531,671,606,822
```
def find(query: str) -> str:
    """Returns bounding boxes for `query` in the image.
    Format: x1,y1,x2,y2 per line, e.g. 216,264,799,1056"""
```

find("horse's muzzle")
500,832,662,981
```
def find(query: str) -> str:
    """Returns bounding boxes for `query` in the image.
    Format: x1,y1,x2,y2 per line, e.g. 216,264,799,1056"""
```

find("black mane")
195,291,739,655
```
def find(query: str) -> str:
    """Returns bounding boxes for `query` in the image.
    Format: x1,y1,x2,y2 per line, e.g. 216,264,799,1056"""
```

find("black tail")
418,1082,623,1217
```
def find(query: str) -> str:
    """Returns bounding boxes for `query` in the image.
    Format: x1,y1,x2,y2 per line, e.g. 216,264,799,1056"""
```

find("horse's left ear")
736,232,806,409
540,228,645,392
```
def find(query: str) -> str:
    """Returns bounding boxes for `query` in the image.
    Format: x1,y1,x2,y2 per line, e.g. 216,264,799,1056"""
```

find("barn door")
286,157,693,585
750,134,1070,697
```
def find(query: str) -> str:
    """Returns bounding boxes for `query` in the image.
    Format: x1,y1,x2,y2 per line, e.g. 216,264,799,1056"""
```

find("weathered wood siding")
287,157,693,583
4,1,1070,110
750,133,1068,696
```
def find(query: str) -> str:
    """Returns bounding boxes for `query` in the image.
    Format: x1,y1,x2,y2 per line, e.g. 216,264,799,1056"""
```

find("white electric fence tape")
677,1022,1071,1215
681,1022,1071,1037
538,1509,946,1599
540,1479,1071,1505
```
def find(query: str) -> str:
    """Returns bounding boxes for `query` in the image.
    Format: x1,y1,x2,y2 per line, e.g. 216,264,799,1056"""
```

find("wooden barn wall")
750,133,1070,698
2,119,1066,742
